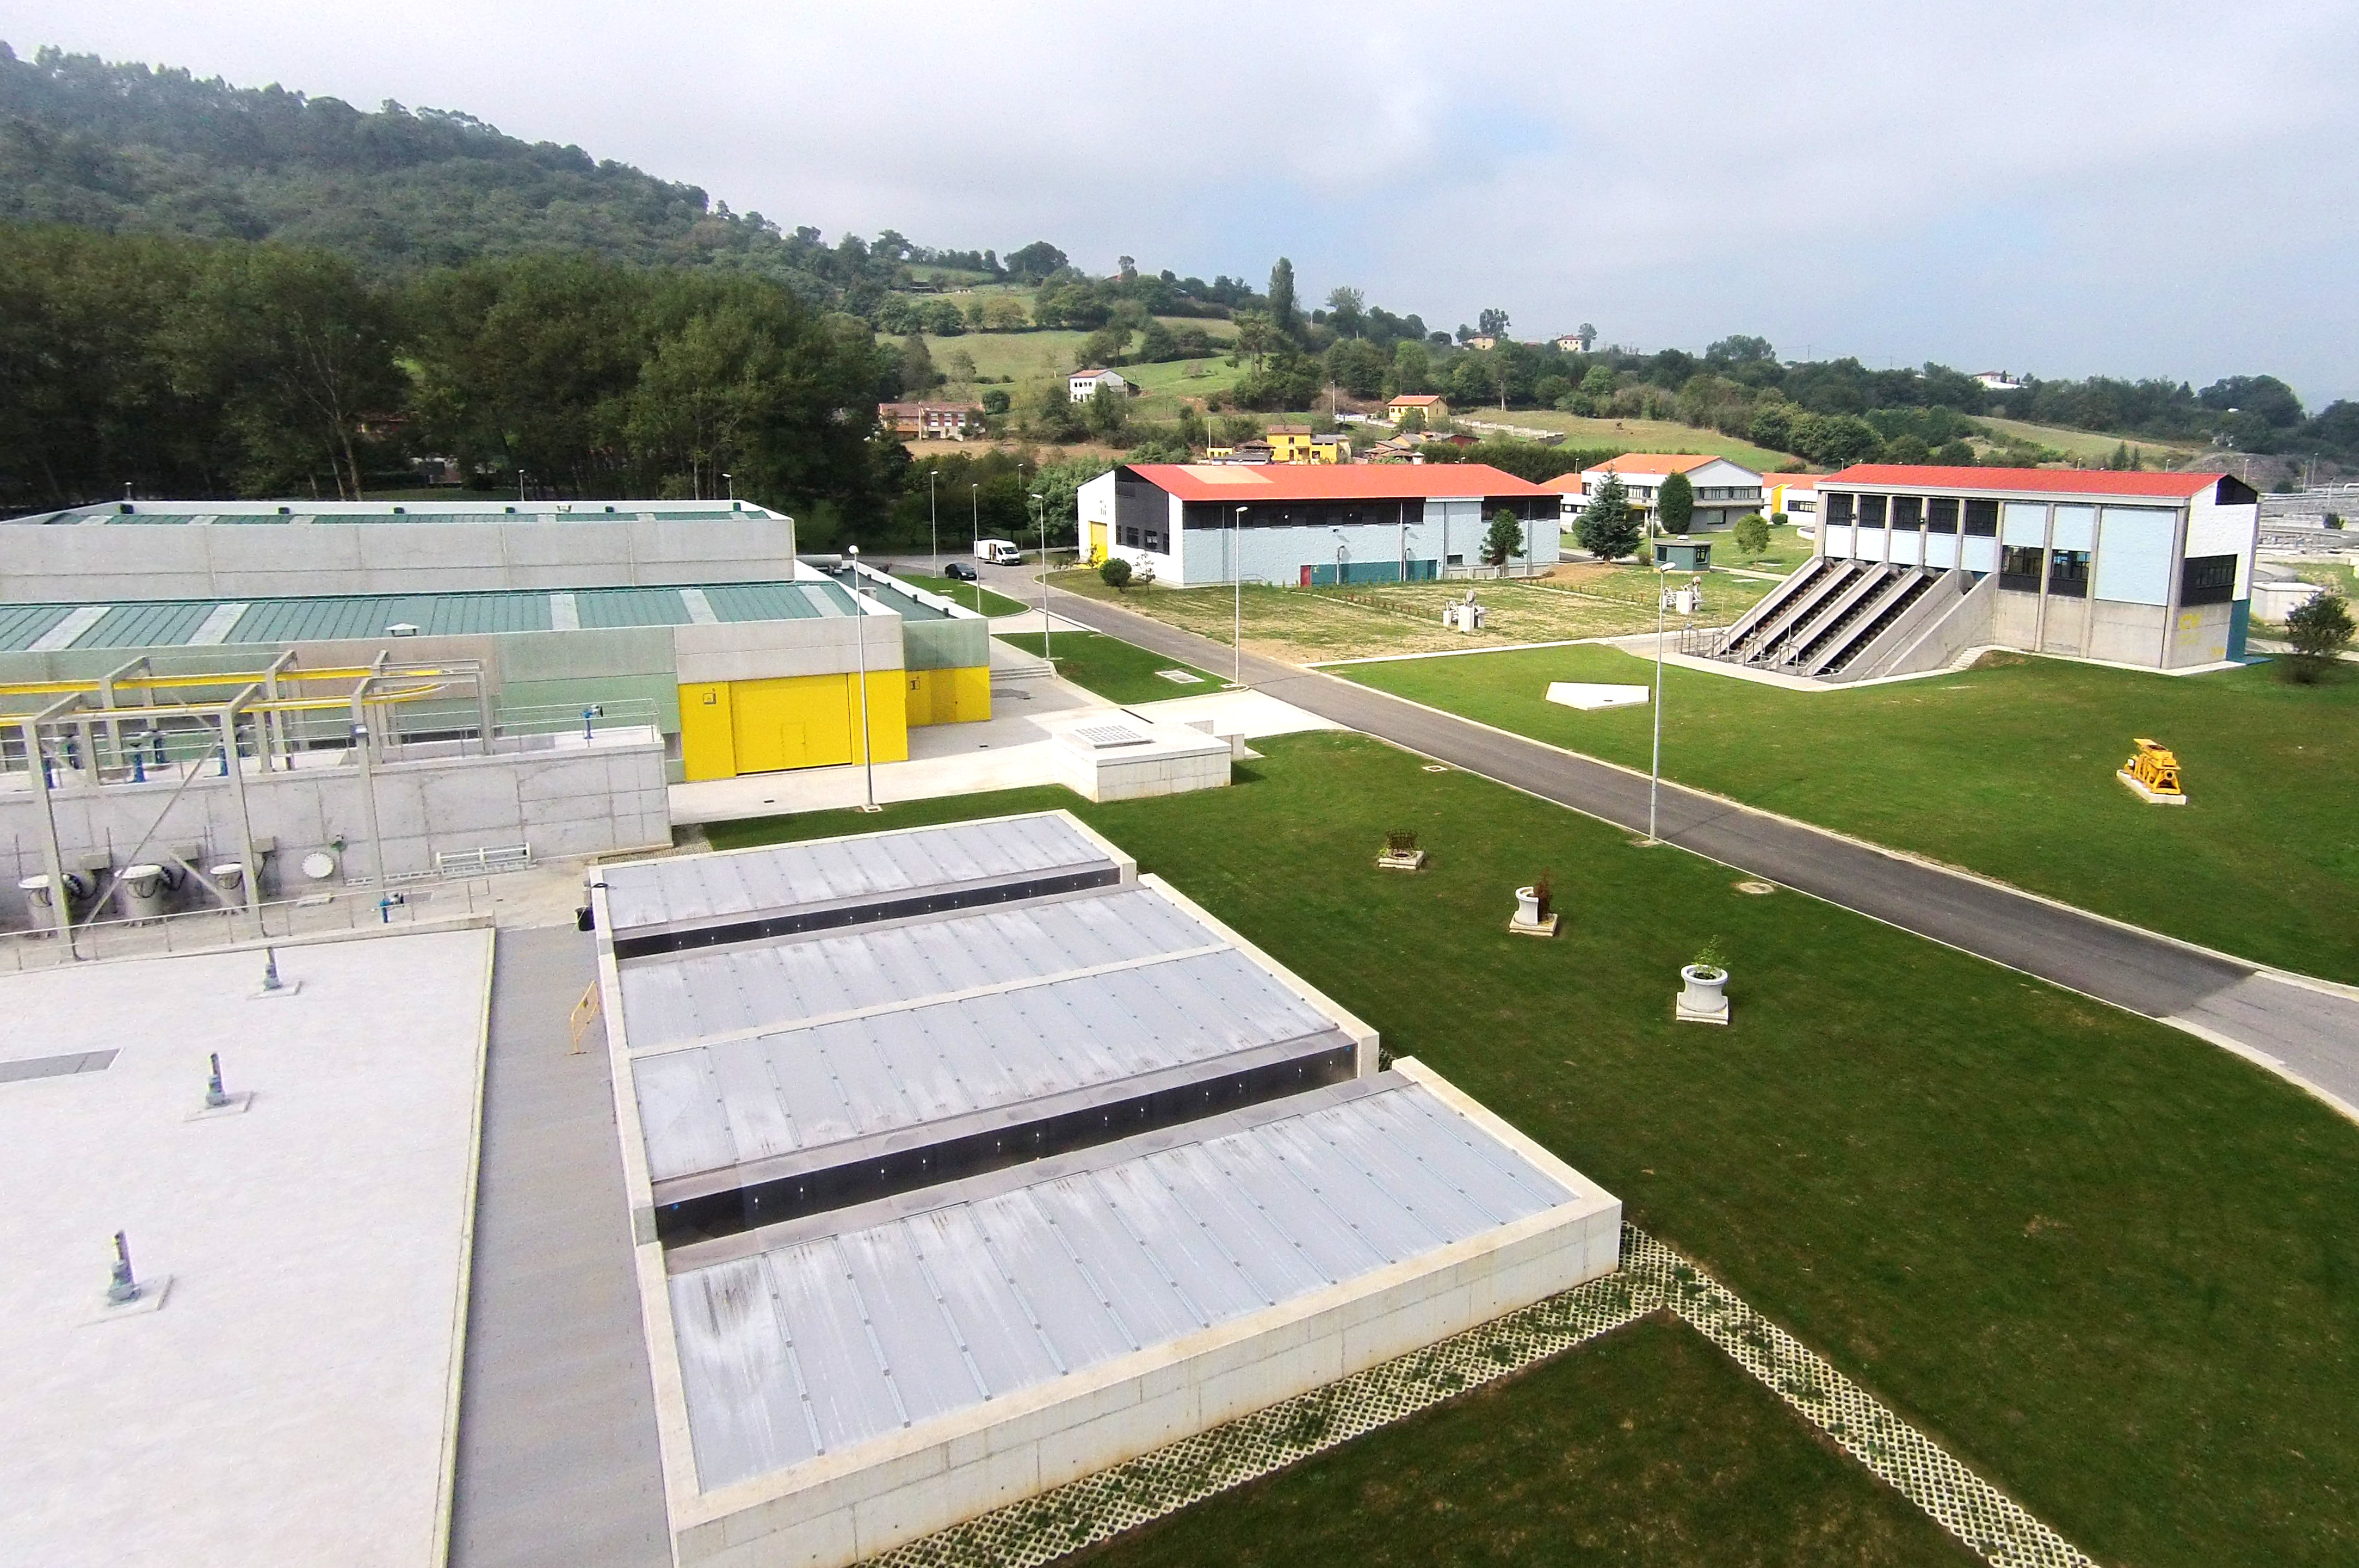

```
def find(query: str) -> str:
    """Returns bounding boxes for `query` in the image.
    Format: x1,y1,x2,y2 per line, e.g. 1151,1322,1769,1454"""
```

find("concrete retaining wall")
0,735,666,931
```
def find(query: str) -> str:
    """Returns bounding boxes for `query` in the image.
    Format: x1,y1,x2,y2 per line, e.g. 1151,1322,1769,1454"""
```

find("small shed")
1655,539,1712,570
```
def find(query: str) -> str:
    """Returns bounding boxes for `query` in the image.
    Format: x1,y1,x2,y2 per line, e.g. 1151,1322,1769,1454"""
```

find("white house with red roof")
1076,464,1561,587
1762,473,1817,526
1067,368,1130,403
1573,454,1764,532
1705,465,2262,681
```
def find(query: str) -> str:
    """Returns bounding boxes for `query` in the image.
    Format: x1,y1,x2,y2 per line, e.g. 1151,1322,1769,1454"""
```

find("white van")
974,539,1023,565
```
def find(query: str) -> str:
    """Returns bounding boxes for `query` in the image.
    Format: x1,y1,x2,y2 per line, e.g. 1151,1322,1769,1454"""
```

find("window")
1963,498,1998,536
1892,496,1922,528
1117,526,1141,548
1144,530,1166,553
1927,497,1959,534
2048,548,2090,597
1999,545,2044,592
1789,497,1815,514
1857,494,1887,528
1825,492,1855,526
2181,553,2238,606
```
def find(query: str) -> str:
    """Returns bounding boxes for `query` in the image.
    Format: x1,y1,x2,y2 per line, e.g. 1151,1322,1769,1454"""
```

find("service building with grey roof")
590,814,1621,1567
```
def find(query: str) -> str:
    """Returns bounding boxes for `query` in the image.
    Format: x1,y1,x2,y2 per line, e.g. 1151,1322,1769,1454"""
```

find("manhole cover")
1422,764,1450,773
1154,669,1205,684
1734,880,1776,895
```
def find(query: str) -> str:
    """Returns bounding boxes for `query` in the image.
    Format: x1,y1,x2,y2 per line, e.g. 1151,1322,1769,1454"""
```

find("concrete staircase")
1705,560,1997,684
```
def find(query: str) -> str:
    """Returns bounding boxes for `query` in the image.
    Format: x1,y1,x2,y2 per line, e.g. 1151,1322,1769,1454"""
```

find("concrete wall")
0,736,667,932
672,612,904,685
1053,726,1232,802
0,514,797,601
666,1183,1621,1568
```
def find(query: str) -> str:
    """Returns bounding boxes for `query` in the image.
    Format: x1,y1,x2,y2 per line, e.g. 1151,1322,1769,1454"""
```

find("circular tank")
120,863,172,923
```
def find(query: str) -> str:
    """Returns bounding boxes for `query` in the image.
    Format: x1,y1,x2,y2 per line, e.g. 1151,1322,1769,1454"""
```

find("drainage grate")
1153,669,1205,684
859,1225,2094,1568
1071,724,1151,749
0,1050,118,1085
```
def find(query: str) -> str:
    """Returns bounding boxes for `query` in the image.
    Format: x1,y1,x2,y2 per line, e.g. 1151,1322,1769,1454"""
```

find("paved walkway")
989,566,2359,1118
448,925,669,1568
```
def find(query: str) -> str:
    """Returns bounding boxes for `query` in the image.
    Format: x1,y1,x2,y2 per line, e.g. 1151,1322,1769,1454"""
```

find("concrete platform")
0,927,493,1568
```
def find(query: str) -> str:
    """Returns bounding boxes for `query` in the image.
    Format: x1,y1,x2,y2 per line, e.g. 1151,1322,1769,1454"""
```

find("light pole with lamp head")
928,468,940,575
1031,491,1050,659
722,471,734,502
517,470,528,503
1233,506,1248,686
844,545,878,811
1647,508,1665,844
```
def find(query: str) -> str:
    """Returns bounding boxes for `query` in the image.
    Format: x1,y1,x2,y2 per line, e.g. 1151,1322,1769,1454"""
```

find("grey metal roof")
0,604,73,652
618,885,1222,1052
0,579,862,652
600,815,1118,935
7,500,786,526
632,944,1341,1186
665,1076,1579,1490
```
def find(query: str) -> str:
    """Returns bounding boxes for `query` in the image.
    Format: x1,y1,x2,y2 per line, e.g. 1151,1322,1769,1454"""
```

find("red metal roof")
1585,453,1734,477
1823,465,2226,498
1124,463,1555,501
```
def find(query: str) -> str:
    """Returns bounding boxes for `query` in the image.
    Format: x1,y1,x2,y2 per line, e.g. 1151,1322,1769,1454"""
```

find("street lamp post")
722,471,734,502
845,544,878,812
928,469,940,575
517,470,528,503
1233,506,1248,686
1648,523,1665,845
1032,491,1050,660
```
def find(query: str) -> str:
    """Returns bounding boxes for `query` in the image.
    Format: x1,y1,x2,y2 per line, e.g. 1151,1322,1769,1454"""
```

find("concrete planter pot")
1516,887,1542,925
1676,964,1729,1024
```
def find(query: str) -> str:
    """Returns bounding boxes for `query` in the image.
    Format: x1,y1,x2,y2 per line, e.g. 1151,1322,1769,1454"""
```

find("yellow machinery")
2118,738,2187,804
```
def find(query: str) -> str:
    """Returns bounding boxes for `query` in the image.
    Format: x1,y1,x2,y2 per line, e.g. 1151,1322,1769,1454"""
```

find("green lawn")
996,629,1231,704
1473,410,1797,471
1972,415,2197,466
901,572,1032,618
707,732,2359,1568
1340,646,2359,983
1086,1316,1967,1568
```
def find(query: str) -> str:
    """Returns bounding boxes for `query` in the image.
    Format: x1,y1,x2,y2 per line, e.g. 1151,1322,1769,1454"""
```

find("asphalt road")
987,563,2359,1113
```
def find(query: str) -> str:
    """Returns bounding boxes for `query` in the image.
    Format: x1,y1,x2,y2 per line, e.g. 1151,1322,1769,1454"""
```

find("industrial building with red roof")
1703,464,2265,678
1077,463,1561,586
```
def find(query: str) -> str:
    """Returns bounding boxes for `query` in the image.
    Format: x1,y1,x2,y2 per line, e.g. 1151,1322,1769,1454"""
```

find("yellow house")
1262,425,1348,464
1387,394,1449,425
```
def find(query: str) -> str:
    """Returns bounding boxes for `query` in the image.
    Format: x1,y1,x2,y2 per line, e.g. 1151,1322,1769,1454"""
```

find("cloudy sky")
10,2,2358,403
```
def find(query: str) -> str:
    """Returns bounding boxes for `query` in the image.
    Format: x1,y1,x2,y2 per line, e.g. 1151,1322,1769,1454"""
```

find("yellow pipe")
0,665,473,698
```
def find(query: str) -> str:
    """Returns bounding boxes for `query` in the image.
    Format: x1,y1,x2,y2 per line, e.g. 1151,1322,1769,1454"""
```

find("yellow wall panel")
856,670,910,762
943,665,992,724
1088,521,1108,565
729,674,852,773
904,668,937,727
677,682,736,781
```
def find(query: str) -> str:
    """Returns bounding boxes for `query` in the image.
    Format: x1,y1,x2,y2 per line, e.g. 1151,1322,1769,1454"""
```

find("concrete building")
0,501,995,793
878,401,985,441
1262,425,1349,464
1704,465,2261,682
1077,464,1561,587
1763,473,1818,524
2,929,495,1567
1069,368,1130,403
589,813,1621,1568
1576,454,1764,532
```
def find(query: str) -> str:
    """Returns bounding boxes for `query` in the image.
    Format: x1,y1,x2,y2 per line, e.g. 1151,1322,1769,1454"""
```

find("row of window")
1115,526,1168,552
1993,547,2237,604
1824,493,2000,535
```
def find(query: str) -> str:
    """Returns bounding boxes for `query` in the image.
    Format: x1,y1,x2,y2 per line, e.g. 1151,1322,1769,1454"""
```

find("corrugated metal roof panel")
576,587,693,629
225,593,555,642
634,947,1336,1184
601,814,1115,934
71,601,223,650
618,887,1215,1051
704,582,854,622
0,604,73,652
668,1078,1579,1490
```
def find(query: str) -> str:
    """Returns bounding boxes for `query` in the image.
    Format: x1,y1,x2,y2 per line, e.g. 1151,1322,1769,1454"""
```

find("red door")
1300,565,1313,586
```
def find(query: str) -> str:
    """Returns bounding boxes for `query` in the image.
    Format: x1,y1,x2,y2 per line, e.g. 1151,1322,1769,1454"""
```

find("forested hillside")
0,42,915,302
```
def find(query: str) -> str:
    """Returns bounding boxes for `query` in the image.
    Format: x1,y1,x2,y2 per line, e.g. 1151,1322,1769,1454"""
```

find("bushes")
2282,592,2354,683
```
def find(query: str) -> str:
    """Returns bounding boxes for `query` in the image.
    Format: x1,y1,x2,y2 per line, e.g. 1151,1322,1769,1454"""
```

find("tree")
1230,311,1274,370
898,332,937,393
1733,513,1771,558
1392,339,1433,393
1136,320,1177,362
1656,471,1694,535
1749,402,1797,453
1003,241,1070,281
1098,555,1133,590
1481,508,1526,566
1267,258,1299,338
1083,380,1129,439
1576,476,1642,561
1325,286,1364,337
980,387,1010,414
1477,307,1510,338
2283,592,2354,683
944,347,977,384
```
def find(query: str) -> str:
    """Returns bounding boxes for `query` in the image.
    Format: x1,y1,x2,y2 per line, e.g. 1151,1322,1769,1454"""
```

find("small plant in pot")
1515,872,1553,928
1679,936,1730,1018
1378,828,1425,871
